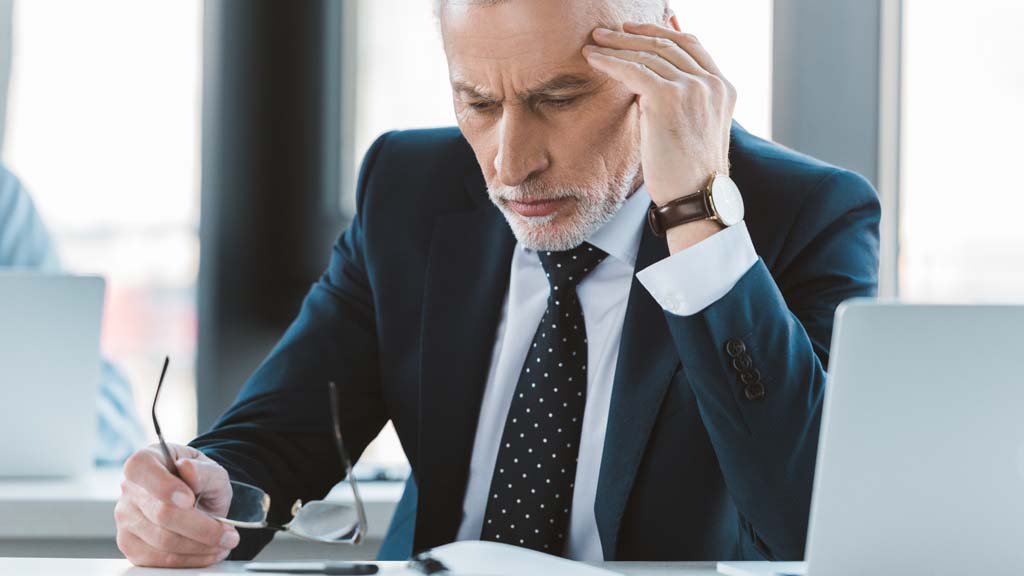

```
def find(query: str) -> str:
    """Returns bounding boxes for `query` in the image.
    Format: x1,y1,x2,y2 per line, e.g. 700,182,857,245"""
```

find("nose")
493,106,549,187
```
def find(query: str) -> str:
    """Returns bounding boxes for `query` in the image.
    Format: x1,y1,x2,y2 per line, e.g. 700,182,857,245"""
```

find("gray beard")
488,155,642,252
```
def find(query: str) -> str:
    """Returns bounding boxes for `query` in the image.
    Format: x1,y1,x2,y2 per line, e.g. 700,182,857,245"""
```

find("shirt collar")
587,183,650,268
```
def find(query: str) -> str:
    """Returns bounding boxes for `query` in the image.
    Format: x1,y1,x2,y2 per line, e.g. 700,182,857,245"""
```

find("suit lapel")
414,171,515,552
594,222,681,559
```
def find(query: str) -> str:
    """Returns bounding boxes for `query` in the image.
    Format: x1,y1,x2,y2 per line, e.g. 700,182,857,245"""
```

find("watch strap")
646,188,713,237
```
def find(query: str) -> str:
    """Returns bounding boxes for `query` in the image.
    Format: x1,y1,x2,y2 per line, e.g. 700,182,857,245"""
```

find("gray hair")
432,0,670,27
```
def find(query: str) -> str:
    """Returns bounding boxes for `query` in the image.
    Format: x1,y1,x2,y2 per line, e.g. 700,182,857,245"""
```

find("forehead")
441,0,612,93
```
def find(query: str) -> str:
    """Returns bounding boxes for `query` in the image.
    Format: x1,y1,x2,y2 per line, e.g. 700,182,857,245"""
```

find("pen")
243,561,378,575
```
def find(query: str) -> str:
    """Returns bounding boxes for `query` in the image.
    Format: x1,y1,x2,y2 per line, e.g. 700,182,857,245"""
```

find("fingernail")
171,491,191,508
594,27,611,37
220,530,240,548
217,549,231,562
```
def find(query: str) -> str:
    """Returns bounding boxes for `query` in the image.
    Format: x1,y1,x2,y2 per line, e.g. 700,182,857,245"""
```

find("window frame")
771,0,902,298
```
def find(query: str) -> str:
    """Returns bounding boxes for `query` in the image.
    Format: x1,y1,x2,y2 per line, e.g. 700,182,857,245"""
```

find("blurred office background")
0,0,1021,479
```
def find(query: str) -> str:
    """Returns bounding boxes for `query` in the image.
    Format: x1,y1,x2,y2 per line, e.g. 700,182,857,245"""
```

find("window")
667,0,772,139
899,1,1024,301
349,0,773,474
3,0,203,442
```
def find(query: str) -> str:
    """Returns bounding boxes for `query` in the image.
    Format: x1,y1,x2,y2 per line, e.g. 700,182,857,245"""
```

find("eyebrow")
451,73,596,103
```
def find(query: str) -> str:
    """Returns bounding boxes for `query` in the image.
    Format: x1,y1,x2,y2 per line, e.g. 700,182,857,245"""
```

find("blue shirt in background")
0,163,145,465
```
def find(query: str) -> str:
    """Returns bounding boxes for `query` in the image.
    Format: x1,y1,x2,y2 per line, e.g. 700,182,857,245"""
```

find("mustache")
488,181,581,203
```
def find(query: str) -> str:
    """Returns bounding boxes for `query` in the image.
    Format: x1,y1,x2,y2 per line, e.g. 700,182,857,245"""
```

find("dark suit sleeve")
661,169,880,560
189,131,394,559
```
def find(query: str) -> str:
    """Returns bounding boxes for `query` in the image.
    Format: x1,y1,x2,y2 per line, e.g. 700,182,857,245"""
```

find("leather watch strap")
646,190,712,236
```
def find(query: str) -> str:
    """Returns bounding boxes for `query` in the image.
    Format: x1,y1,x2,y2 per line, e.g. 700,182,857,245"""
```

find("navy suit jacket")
190,124,880,562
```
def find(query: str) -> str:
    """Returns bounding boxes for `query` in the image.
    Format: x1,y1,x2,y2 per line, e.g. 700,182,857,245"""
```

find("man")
115,0,879,568
0,164,146,464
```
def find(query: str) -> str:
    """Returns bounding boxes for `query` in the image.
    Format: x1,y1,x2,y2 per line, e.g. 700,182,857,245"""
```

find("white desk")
0,467,403,560
0,558,719,575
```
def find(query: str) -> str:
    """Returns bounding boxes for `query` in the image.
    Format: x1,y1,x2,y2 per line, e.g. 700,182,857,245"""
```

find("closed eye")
467,101,499,113
541,96,578,109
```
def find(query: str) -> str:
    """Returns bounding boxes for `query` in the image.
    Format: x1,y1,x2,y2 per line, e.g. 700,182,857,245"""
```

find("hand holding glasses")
151,357,368,545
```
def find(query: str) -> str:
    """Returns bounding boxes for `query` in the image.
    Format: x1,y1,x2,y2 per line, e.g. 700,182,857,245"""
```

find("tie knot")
537,242,608,289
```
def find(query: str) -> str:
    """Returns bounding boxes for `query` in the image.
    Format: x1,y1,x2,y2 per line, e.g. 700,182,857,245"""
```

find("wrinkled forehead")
441,0,614,93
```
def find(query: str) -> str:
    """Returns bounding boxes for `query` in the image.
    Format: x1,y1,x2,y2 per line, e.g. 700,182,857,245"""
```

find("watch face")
710,175,745,226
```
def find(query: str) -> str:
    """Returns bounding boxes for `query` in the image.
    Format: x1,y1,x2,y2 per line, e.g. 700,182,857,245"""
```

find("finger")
623,21,724,77
117,529,229,569
591,26,705,77
123,447,197,509
124,479,238,549
583,49,671,98
176,457,233,517
583,46,686,83
116,498,232,556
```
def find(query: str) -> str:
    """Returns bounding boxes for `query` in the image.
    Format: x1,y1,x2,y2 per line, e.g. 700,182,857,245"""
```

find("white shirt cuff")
636,221,758,316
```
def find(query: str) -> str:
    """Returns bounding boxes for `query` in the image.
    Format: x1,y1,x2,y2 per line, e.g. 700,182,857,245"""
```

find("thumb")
176,457,233,518
167,443,205,462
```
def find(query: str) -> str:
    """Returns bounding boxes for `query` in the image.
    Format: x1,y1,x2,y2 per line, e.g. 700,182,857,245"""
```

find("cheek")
591,90,640,143
550,93,638,171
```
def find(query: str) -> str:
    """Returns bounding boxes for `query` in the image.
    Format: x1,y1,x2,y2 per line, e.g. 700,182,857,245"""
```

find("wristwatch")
647,173,745,236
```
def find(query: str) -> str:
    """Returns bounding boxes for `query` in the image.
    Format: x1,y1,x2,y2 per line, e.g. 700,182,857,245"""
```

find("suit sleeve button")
731,354,753,371
744,382,766,401
725,338,746,357
740,369,761,386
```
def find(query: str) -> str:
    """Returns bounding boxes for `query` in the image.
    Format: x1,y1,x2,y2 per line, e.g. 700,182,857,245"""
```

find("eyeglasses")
151,356,367,544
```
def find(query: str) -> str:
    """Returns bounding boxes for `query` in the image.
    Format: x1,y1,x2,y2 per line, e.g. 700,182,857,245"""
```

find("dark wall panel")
198,0,344,430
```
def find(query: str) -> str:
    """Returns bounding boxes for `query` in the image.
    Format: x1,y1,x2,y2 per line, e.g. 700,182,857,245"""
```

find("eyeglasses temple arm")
152,356,182,477
328,381,367,545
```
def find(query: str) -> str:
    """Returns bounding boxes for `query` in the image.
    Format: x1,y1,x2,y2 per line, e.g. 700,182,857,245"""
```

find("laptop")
0,272,105,477
720,301,1024,576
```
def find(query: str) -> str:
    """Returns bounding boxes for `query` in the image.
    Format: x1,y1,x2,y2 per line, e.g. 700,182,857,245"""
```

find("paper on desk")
416,540,624,576
716,561,807,576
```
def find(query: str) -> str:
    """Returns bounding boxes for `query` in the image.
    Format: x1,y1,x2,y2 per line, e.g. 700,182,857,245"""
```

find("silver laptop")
720,302,1024,576
0,272,105,477
803,301,1024,576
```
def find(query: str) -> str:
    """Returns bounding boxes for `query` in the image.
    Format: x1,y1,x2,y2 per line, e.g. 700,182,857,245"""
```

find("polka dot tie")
479,242,608,555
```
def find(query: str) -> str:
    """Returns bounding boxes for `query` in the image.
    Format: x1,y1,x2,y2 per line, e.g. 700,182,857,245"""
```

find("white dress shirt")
455,184,758,560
